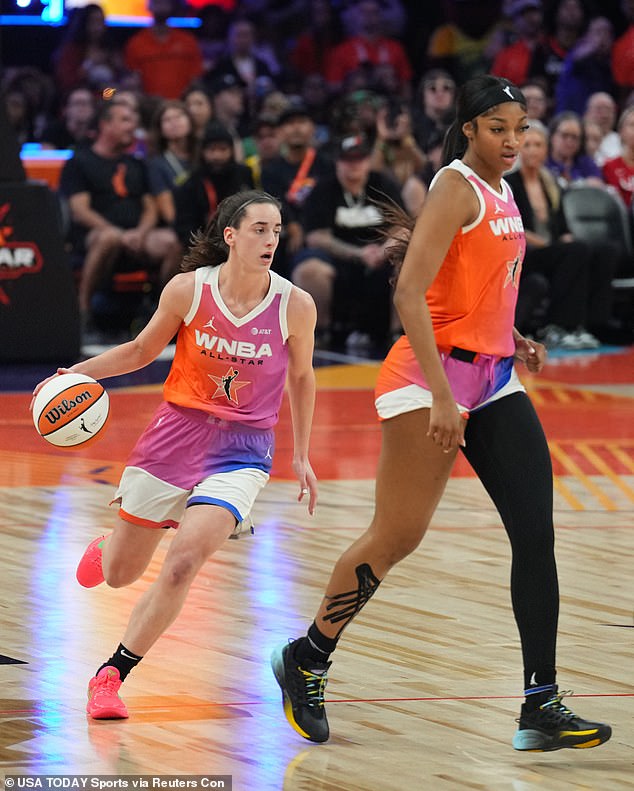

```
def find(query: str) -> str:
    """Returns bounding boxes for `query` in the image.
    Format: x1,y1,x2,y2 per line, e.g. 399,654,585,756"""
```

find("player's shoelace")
520,689,580,726
94,670,121,698
296,667,327,708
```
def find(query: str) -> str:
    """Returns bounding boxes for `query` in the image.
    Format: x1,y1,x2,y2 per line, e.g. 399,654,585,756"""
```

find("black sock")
293,622,338,666
523,682,557,711
97,643,143,682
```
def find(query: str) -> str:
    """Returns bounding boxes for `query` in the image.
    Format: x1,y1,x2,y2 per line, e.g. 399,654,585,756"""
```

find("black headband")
465,82,526,122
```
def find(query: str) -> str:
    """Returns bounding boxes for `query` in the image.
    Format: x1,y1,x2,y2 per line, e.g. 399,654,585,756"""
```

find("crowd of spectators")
2,0,633,351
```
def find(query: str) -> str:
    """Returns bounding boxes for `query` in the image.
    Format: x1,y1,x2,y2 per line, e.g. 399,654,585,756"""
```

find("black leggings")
461,392,558,689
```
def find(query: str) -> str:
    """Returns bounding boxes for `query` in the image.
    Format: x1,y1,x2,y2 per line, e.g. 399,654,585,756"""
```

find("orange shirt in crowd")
125,27,203,99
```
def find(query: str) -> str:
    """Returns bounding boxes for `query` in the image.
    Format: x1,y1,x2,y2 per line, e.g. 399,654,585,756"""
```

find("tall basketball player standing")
271,76,612,753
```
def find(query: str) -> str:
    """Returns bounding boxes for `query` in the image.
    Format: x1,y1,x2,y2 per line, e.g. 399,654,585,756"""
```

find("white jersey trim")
184,265,292,340
432,160,515,235
275,271,292,342
430,160,485,234
210,263,282,327
183,266,207,326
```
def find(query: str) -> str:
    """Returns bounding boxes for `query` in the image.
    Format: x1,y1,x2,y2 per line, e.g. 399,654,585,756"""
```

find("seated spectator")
341,0,408,39
206,17,277,122
299,73,333,146
292,134,404,351
521,80,550,122
174,122,254,247
258,89,292,122
539,0,586,96
237,11,284,83
245,113,282,189
205,73,248,156
111,89,154,159
425,0,505,84
370,99,427,216
546,110,604,186
51,3,127,95
125,0,203,99
59,101,181,334
2,66,54,143
182,84,215,143
583,119,604,165
554,16,616,114
603,106,634,209
612,0,634,104
147,100,199,227
288,0,344,80
2,83,38,146
507,120,620,348
40,86,96,150
196,3,231,74
583,91,621,166
328,89,383,145
412,69,456,153
325,0,413,100
261,98,334,276
491,0,549,88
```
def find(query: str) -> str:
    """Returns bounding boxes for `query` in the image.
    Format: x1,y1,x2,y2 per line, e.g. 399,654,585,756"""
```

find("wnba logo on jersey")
488,215,524,237
0,201,43,305
194,329,273,359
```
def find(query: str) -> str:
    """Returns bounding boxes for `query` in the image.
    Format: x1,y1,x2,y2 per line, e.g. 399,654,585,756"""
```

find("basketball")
32,372,110,448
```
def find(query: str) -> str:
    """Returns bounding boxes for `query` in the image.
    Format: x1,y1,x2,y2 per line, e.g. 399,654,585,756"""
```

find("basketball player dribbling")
31,190,318,720
271,76,612,752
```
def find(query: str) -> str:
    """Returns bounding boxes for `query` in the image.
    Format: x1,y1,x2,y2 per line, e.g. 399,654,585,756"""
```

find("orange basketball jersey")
163,265,291,429
375,159,526,402
426,159,525,356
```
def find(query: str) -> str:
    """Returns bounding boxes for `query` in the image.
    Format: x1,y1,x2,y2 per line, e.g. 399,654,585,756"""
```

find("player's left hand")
29,367,74,411
514,334,546,373
294,459,318,515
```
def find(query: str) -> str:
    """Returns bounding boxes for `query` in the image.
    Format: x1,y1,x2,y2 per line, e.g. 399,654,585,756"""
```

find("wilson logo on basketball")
0,201,43,305
43,390,94,425
33,374,109,447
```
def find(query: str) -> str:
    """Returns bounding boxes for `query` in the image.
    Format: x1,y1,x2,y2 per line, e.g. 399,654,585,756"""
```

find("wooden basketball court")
1,346,633,790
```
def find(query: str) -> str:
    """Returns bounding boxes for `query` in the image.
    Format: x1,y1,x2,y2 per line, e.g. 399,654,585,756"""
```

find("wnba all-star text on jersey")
489,215,524,241
195,329,272,364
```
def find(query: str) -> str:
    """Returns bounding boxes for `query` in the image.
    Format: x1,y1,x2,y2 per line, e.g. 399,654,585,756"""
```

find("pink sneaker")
87,666,129,719
76,535,107,587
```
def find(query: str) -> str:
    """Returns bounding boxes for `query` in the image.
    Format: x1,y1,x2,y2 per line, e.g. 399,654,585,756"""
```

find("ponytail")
441,119,468,167
182,213,229,271
373,198,415,283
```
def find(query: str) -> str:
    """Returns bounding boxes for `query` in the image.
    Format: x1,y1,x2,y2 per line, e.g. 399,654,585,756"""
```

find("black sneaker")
512,687,612,751
271,640,330,743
